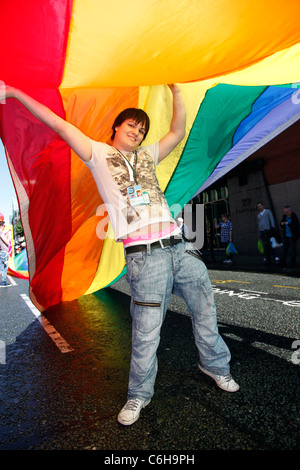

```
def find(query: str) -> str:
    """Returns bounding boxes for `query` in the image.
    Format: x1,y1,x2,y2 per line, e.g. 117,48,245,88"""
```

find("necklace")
115,148,138,185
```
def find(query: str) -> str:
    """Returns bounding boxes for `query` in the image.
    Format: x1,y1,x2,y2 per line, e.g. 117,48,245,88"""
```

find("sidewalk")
202,249,300,277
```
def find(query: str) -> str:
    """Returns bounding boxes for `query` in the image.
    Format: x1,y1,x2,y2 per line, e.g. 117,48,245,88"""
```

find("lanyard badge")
127,184,150,207
117,148,151,206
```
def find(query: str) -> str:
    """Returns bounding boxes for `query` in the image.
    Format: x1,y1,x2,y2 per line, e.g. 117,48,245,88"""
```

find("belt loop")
147,243,151,255
159,238,165,249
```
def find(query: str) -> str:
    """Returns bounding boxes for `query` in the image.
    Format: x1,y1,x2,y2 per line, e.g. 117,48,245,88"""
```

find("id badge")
127,184,151,206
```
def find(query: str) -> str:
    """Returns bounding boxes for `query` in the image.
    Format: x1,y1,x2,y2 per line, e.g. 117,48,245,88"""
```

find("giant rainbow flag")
0,0,300,311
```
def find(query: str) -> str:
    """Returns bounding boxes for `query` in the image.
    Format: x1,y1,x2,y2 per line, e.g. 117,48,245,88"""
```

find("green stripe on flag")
165,84,266,213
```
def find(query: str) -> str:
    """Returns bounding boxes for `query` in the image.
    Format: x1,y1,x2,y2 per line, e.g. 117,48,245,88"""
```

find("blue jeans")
125,240,231,400
281,236,297,266
0,251,9,283
259,230,272,262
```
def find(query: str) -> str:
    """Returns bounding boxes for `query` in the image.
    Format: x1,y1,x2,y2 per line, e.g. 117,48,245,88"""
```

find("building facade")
199,119,300,255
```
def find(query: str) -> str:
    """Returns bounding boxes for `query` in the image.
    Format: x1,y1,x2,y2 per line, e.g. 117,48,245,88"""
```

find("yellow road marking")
211,279,250,284
273,285,300,290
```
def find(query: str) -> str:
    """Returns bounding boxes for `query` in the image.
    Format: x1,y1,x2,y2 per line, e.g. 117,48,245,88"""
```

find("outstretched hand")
0,83,6,103
0,84,14,103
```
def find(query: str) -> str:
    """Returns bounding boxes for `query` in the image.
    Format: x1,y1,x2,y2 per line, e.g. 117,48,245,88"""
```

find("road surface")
0,269,299,452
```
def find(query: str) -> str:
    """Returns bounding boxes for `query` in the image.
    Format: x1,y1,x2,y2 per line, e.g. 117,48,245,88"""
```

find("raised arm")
158,83,186,163
1,86,92,162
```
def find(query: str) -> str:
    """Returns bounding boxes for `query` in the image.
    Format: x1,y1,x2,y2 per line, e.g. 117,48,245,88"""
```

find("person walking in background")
0,213,11,287
280,205,299,267
257,202,276,264
214,214,233,264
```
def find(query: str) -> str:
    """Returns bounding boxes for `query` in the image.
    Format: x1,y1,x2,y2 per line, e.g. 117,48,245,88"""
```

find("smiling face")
113,119,146,152
111,108,150,152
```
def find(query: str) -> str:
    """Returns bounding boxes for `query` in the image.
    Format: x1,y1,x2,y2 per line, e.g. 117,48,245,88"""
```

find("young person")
257,202,275,264
280,205,299,267
0,213,10,287
1,84,239,426
214,214,233,263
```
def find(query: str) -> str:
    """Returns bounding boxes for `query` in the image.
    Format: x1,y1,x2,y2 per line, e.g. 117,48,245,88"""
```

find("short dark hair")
111,108,150,141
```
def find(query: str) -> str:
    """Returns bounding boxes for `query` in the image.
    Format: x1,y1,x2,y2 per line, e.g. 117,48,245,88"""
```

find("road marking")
211,285,300,307
7,275,17,286
20,294,74,353
273,285,300,290
212,279,300,293
211,279,250,284
241,289,268,295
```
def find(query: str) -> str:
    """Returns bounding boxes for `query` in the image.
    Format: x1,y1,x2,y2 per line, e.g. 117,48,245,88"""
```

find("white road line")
7,275,17,286
212,286,300,307
20,294,74,353
241,289,268,295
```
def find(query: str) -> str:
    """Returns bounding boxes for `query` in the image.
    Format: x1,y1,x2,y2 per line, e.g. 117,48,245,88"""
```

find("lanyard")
116,149,138,184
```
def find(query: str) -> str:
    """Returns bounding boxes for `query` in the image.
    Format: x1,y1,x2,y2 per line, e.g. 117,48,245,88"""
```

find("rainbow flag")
0,0,299,310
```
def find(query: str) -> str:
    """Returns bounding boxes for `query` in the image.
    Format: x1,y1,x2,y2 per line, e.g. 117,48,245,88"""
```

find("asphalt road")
0,268,299,454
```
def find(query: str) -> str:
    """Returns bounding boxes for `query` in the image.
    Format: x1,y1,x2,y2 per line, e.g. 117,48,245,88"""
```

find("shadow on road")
0,288,299,450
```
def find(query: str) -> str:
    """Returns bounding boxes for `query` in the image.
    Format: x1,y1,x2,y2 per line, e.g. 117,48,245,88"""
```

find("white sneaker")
198,365,240,392
118,397,151,425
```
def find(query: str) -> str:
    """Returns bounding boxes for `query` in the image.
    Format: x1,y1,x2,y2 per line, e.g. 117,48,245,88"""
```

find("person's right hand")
0,84,13,103
0,84,15,103
0,83,6,103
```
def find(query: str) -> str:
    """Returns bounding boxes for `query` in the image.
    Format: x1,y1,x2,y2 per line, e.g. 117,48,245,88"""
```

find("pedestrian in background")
280,205,299,267
0,213,10,287
214,214,233,264
257,202,276,264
